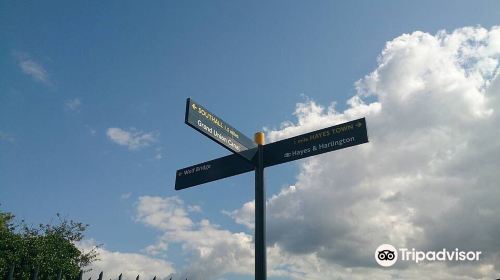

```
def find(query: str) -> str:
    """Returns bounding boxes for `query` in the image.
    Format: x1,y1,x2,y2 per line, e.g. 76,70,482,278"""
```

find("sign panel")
175,153,254,190
263,118,368,167
185,98,257,161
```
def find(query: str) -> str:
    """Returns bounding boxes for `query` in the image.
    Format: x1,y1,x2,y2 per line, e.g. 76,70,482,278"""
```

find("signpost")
175,153,254,191
263,118,368,167
185,98,257,161
175,98,369,280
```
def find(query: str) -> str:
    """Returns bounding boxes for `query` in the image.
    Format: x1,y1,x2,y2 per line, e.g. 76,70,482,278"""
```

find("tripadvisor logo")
375,244,482,267
375,244,398,267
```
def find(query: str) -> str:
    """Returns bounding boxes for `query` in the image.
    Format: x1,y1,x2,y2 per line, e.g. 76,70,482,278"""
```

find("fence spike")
136,275,139,280
98,271,103,280
31,266,39,280
153,277,156,280
78,270,83,280
118,273,122,280
7,264,14,280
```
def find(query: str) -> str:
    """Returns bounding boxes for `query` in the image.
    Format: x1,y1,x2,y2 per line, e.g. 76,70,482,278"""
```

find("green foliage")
0,210,99,280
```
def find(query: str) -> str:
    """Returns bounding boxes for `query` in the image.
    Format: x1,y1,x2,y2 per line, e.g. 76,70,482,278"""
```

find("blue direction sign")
185,98,257,161
175,153,254,190
175,118,368,190
263,118,368,167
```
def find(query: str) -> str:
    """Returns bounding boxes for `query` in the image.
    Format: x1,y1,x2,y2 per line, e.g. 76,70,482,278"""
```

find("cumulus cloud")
136,196,194,231
111,26,500,280
252,26,500,278
135,196,254,279
106,127,158,150
14,52,51,85
78,240,175,280
224,200,256,230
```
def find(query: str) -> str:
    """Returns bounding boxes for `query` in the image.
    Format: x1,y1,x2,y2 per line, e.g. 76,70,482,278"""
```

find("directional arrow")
263,118,368,167
185,98,257,161
175,153,254,190
176,96,371,280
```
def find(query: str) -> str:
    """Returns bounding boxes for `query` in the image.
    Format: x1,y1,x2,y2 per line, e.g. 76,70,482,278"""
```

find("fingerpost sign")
175,98,369,280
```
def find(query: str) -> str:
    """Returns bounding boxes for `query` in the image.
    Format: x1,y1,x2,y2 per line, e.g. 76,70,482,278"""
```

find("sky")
1,1,500,279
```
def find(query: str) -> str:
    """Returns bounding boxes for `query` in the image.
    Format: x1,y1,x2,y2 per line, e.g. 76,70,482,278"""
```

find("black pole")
255,142,266,280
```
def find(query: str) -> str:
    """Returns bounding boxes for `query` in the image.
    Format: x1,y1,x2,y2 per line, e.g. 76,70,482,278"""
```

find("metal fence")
4,265,176,280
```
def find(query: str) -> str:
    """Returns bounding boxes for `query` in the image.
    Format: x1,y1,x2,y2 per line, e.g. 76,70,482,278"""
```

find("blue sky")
1,1,500,279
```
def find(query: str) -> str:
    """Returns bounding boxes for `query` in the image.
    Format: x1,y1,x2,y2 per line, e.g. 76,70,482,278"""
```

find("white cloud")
252,26,500,279
135,196,255,279
78,240,175,280
106,127,158,150
187,205,202,213
15,52,51,85
120,192,132,200
65,98,82,112
110,26,500,280
136,196,194,231
224,200,255,230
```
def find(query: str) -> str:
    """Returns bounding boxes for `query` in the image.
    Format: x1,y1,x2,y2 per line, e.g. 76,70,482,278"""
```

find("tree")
0,210,99,279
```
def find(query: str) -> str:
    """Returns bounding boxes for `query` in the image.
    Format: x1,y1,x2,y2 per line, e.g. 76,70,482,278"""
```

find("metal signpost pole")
254,132,266,280
177,98,369,280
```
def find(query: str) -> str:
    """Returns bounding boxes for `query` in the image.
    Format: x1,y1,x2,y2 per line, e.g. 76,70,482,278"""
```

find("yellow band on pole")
254,132,265,145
